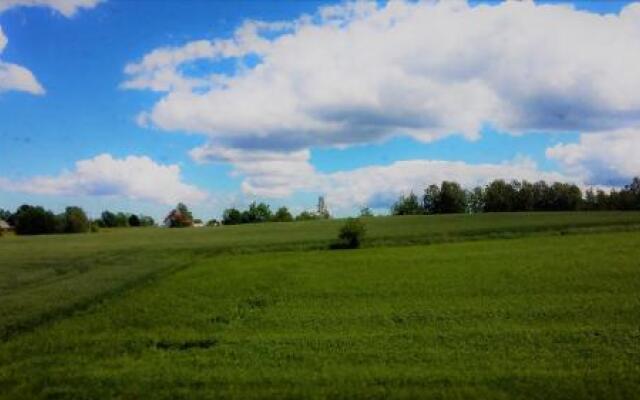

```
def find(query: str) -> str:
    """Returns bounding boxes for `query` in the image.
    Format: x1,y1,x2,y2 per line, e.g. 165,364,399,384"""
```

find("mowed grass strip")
1,231,638,399
1,211,640,341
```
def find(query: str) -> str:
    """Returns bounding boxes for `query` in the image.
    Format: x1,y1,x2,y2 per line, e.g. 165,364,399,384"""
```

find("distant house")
0,220,12,232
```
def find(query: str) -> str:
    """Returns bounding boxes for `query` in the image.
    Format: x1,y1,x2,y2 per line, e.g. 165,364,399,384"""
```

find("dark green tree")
484,180,517,212
0,209,12,222
61,206,90,233
222,208,242,225
437,181,467,213
240,202,272,224
100,211,117,227
273,206,293,222
114,212,129,227
128,214,141,227
582,188,597,211
549,182,582,211
466,186,485,213
14,205,58,235
139,215,156,227
512,180,536,211
295,211,318,221
391,192,423,215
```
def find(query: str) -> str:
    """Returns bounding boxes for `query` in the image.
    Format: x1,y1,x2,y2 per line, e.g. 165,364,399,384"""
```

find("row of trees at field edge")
0,206,157,236
97,211,155,228
221,196,331,225
0,205,92,235
391,177,640,215
2,177,639,236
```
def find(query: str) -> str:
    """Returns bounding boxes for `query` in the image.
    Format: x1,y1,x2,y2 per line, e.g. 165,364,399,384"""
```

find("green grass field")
1,212,639,399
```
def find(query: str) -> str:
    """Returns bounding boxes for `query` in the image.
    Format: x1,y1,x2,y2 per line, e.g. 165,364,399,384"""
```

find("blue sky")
1,0,639,220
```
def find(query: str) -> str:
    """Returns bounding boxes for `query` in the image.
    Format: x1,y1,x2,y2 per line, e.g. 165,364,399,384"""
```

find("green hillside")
1,212,639,399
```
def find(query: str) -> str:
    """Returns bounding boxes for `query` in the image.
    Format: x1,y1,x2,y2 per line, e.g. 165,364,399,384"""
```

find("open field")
1,212,640,399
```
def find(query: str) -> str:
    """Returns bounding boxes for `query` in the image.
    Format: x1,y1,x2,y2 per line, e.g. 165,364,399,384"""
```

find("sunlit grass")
1,212,639,398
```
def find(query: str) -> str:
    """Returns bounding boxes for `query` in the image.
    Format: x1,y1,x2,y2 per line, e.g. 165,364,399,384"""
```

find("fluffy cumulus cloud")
123,0,640,203
0,0,101,94
125,0,640,148
547,128,640,186
190,143,576,211
190,145,316,198
0,154,208,205
0,0,102,16
0,25,44,94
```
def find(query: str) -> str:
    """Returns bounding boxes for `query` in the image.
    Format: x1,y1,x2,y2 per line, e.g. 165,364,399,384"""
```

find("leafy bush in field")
333,218,366,249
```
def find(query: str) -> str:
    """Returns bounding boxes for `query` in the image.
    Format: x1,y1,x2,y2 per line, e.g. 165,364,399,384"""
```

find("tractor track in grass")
0,255,199,342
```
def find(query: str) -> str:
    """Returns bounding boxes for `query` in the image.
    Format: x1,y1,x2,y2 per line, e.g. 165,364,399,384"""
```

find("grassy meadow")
1,212,639,399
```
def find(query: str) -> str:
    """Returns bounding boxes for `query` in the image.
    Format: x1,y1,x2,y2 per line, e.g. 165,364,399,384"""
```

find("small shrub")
333,218,366,249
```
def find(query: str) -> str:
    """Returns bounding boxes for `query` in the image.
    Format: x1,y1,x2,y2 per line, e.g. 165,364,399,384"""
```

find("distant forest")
1,177,639,236
391,177,640,216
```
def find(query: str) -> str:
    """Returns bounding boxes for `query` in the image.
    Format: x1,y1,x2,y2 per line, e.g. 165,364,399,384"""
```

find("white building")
0,220,12,232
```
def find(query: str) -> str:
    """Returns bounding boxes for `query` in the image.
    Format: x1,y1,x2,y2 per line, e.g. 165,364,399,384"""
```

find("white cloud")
189,144,577,211
0,154,208,205
546,128,640,186
322,157,577,211
190,145,317,198
0,0,102,17
0,0,101,95
0,25,5,50
0,25,44,94
125,1,640,151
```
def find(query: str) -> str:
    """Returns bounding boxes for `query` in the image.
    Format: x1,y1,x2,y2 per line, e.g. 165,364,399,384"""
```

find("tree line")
3,177,639,236
0,205,156,236
97,211,155,228
391,177,640,215
0,197,334,236
221,196,331,225
0,205,92,235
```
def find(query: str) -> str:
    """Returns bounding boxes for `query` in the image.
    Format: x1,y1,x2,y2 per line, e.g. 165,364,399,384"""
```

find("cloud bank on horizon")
0,154,207,205
2,0,640,214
